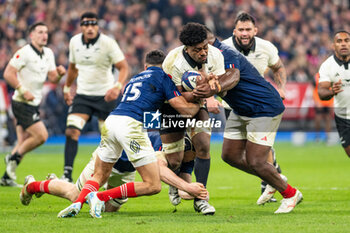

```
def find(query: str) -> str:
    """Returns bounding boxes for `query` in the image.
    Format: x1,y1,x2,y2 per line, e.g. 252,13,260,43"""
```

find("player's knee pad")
162,138,185,154
66,114,86,130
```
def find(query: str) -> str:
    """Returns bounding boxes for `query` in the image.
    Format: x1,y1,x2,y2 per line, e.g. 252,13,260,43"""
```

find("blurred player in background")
61,12,129,182
222,12,287,202
318,30,350,157
0,22,66,187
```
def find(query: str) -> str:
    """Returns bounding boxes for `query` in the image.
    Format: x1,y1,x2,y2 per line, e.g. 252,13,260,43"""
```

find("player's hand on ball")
193,83,216,98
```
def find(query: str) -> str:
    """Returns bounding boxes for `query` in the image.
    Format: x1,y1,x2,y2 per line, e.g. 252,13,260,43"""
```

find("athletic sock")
97,182,137,202
2,172,10,179
261,180,267,193
180,160,194,174
64,136,78,178
27,180,51,194
194,157,210,187
280,184,297,198
74,180,99,205
10,152,22,165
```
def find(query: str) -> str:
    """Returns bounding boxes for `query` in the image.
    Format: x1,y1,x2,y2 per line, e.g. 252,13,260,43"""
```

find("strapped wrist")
16,85,27,96
63,85,71,94
114,81,123,90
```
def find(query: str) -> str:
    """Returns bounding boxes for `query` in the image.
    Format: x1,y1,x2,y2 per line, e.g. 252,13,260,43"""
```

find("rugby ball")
181,71,202,91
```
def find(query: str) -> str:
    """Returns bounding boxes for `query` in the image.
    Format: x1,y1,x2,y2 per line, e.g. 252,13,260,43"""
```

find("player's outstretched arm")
169,96,200,118
158,159,208,199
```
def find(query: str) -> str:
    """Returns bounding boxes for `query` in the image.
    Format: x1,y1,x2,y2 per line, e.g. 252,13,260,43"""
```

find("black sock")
64,137,78,178
194,157,210,187
261,180,267,193
2,171,10,179
194,158,210,202
10,152,22,165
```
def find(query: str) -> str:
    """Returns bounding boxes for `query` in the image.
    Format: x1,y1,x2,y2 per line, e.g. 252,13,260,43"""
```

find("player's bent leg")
62,113,88,182
105,169,136,212
6,122,48,181
245,141,286,192
19,121,48,155
221,138,256,175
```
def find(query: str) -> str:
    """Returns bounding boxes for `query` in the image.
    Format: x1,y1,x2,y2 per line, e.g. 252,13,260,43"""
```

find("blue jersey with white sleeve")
110,66,181,122
213,39,284,117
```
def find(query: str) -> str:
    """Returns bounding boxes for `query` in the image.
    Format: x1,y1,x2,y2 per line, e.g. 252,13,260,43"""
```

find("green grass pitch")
0,142,350,233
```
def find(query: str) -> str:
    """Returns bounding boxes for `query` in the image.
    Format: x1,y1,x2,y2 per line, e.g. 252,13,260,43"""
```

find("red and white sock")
97,182,137,202
74,180,99,205
280,184,297,198
27,180,51,194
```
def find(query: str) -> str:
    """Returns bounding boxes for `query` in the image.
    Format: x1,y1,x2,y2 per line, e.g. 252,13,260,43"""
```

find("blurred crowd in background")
0,0,349,145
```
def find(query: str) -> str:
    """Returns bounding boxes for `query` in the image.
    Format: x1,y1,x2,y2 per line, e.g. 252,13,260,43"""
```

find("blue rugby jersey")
213,39,284,117
110,66,181,122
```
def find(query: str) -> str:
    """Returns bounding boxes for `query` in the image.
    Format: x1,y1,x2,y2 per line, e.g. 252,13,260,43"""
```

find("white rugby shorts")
95,115,157,167
224,111,283,147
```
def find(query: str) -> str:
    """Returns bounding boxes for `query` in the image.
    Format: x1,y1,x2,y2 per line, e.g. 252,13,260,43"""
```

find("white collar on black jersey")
30,43,44,58
333,54,350,70
182,49,207,70
232,35,256,56
81,33,100,48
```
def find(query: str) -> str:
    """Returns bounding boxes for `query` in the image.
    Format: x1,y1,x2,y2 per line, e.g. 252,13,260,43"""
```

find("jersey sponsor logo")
143,110,161,129
130,140,140,153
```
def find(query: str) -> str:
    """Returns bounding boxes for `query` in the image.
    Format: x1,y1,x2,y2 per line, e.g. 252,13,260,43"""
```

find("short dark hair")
179,22,207,46
28,22,47,33
334,30,350,38
234,12,256,27
145,50,165,65
80,12,98,21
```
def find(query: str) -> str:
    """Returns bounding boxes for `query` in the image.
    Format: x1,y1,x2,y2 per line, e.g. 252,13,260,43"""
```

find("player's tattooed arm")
269,59,287,99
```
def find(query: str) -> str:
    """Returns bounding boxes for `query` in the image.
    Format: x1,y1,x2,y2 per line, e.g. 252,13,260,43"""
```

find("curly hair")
179,22,207,46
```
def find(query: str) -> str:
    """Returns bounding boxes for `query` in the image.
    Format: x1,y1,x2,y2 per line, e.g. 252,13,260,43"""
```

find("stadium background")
0,0,349,147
